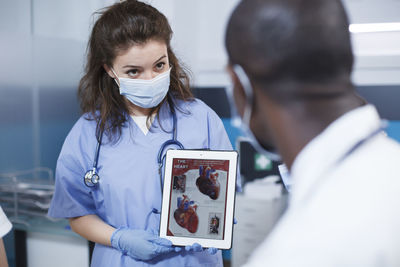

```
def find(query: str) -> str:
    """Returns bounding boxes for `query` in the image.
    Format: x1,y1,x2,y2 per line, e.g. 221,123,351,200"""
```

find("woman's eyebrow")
122,64,142,69
153,55,166,64
122,55,166,69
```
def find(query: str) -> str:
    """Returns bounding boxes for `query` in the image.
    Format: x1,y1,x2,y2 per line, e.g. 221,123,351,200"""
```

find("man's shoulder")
351,134,400,172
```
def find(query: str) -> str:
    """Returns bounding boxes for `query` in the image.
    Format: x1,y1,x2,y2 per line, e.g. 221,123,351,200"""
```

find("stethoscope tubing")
84,107,184,188
156,110,184,193
93,129,103,169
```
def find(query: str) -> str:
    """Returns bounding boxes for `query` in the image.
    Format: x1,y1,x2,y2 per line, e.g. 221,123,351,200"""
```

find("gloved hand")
111,228,176,261
185,243,218,255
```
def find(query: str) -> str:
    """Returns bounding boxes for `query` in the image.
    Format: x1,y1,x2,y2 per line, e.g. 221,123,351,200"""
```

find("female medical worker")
48,1,234,266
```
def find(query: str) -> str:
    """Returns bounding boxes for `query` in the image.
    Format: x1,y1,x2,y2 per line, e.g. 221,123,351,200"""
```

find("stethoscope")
84,107,184,191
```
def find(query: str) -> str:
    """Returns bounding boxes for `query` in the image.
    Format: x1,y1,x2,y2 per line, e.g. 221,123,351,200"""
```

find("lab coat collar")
289,104,382,206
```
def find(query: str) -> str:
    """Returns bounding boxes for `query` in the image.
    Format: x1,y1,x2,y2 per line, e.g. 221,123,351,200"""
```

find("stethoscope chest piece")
84,168,100,187
84,128,103,188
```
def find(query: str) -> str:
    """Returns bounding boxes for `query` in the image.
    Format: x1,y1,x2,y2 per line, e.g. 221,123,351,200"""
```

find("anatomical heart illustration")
196,166,220,200
167,158,229,239
174,195,199,233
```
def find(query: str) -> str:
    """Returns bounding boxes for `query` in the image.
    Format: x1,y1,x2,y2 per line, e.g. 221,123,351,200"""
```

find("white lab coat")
243,105,400,267
0,206,12,238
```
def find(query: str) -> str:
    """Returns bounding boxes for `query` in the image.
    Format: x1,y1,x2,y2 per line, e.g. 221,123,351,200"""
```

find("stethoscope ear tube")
157,110,184,164
157,110,184,194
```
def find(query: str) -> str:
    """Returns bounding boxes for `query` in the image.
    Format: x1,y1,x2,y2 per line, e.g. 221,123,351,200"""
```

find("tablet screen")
160,149,238,249
166,158,229,240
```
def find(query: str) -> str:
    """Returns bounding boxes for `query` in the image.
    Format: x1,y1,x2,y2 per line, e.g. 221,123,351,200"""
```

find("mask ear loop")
232,64,281,162
110,67,120,87
233,65,253,127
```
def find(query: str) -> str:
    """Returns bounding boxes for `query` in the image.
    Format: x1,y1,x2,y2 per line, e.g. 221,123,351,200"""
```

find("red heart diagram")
174,195,199,233
196,166,220,200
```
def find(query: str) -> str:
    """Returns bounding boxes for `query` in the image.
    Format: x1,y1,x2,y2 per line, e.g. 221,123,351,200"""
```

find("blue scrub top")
48,99,238,267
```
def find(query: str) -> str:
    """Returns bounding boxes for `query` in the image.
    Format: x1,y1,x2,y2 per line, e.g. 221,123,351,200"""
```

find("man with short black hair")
225,0,400,266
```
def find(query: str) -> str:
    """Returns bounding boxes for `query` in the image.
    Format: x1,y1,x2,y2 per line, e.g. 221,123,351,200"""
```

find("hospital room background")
0,0,399,266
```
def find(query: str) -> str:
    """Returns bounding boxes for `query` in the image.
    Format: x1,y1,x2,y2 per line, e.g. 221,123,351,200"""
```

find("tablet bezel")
159,149,238,249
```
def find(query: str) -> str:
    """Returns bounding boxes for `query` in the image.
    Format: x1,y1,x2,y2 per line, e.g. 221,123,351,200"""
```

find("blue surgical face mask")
226,65,281,162
111,68,171,108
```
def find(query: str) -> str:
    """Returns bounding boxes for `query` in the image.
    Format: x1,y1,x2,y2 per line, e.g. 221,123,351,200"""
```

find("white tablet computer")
159,149,238,249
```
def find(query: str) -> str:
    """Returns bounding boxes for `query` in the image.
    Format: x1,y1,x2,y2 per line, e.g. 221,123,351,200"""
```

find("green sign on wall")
254,153,272,171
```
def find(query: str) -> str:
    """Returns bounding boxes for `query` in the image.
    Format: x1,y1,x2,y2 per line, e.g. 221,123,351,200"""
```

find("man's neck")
273,93,365,170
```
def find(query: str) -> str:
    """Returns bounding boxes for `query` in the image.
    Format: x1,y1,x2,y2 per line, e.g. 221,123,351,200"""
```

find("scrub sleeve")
47,117,97,218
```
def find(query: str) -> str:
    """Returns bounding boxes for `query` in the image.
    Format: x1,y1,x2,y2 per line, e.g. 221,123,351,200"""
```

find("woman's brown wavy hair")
78,0,193,142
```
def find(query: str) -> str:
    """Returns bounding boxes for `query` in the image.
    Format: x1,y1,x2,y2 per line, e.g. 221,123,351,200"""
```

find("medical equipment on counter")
0,167,55,226
84,107,184,190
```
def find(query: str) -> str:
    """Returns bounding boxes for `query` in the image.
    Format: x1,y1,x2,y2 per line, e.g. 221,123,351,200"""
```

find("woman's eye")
127,69,139,78
155,62,165,70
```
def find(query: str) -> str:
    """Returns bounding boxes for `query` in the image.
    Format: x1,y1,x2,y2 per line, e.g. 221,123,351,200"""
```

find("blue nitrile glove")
234,218,238,224
185,243,218,255
111,228,176,261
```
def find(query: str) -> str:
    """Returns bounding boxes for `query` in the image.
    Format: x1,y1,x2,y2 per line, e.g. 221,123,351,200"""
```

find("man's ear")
103,64,116,79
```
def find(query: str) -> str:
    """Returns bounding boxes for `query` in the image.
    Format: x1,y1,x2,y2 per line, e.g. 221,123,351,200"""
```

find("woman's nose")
142,70,158,80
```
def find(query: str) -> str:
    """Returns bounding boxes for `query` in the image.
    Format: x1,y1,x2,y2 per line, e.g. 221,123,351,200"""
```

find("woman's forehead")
114,40,168,67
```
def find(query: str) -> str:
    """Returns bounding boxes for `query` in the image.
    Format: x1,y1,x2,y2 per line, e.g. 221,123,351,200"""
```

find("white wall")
0,0,32,88
351,31,400,85
1,0,398,88
343,0,400,23
150,0,240,87
153,0,400,87
6,0,396,89
343,0,400,85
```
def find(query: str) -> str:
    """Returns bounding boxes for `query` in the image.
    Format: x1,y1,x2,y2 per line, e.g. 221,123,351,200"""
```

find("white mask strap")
110,67,120,87
233,65,253,126
232,64,281,162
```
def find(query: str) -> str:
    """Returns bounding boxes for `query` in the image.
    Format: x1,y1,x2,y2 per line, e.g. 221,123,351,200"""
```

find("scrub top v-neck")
131,114,155,136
